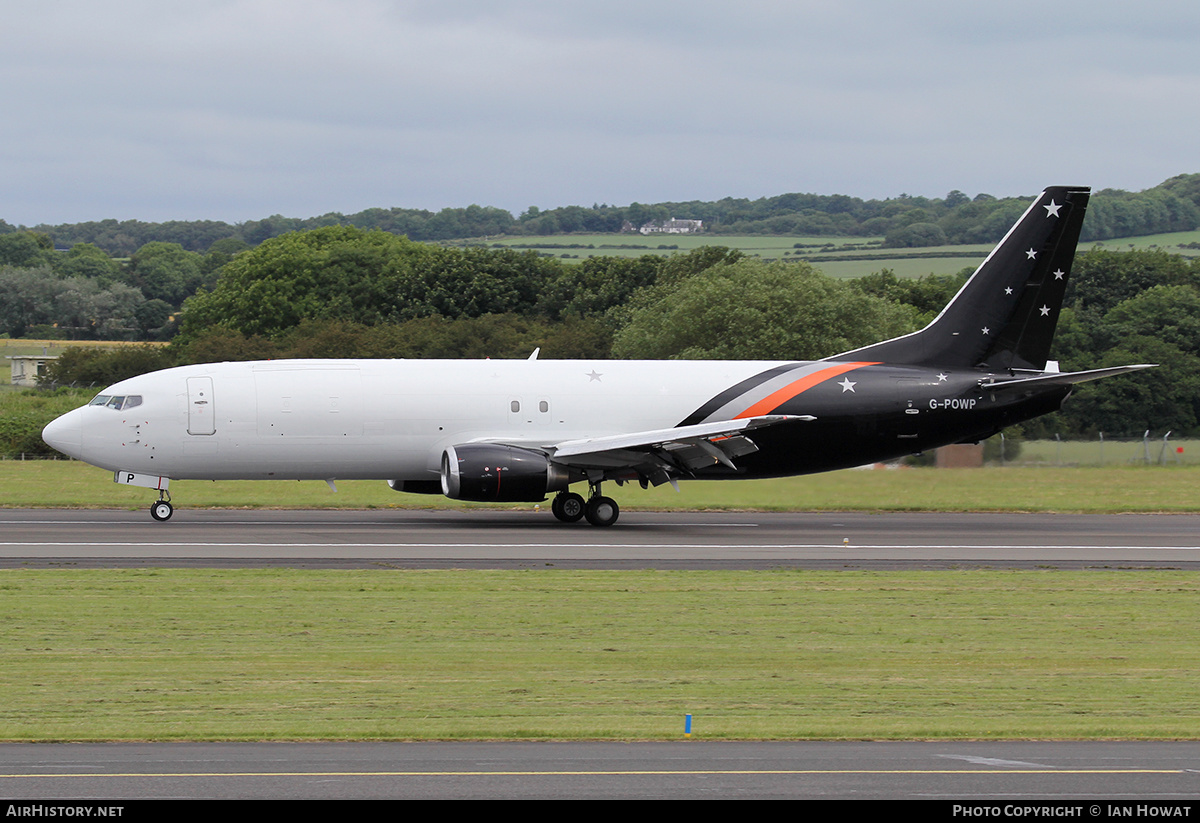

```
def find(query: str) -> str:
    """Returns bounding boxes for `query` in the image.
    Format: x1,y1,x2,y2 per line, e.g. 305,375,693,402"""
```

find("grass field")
805,254,982,280
2,459,1198,513
4,461,1200,741
0,338,154,358
484,229,1200,279
485,233,987,279
486,233,875,259
1,568,1198,741
1085,229,1200,256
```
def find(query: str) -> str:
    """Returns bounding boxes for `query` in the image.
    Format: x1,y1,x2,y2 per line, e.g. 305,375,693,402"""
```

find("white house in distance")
639,218,703,235
7,354,59,387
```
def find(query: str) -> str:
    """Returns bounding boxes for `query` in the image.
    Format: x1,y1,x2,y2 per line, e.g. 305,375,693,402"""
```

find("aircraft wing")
474,414,807,484
979,364,1155,392
548,414,808,481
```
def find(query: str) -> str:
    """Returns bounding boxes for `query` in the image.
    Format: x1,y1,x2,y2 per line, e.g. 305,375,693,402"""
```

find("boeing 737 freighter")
42,186,1149,526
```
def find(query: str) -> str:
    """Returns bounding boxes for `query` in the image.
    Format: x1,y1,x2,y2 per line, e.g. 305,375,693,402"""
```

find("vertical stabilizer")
832,186,1090,370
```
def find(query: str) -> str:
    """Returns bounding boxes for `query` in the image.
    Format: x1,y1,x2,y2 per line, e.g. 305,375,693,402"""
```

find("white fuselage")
47,359,796,482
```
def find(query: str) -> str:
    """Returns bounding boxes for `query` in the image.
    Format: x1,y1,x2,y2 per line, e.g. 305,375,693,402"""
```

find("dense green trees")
0,231,55,268
851,269,968,323
611,259,918,360
0,266,144,339
1023,250,1200,438
40,346,176,388
0,231,207,340
177,227,563,340
175,315,613,363
883,222,948,248
126,242,207,307
57,243,122,281
1065,249,1198,315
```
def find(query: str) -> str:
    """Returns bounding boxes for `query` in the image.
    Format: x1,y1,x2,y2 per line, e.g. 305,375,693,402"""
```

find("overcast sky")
3,1,1197,225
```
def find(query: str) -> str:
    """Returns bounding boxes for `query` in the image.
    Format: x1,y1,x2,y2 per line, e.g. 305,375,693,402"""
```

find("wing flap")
549,414,803,463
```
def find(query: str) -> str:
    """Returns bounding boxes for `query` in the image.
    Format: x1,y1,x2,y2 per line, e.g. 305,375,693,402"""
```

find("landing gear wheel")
150,500,174,522
552,492,586,523
584,495,619,527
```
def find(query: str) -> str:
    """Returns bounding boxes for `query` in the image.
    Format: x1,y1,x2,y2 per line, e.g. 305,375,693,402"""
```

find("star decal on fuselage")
936,373,949,383
586,370,603,382
838,378,857,393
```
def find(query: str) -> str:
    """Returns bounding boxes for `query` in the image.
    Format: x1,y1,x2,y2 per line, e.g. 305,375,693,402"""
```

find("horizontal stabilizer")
980,364,1155,392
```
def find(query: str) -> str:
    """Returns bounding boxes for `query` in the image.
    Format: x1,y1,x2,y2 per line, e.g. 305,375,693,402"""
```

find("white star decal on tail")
1039,305,1051,316
838,378,857,393
1026,248,1038,260
1044,200,1062,218
982,327,991,335
1004,287,1014,295
1053,269,1065,280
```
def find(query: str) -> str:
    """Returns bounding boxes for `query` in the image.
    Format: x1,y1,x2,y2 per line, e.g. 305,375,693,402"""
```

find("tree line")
6,175,1198,255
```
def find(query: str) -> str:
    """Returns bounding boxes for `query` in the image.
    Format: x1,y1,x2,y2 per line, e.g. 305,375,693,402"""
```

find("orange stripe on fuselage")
733,361,879,419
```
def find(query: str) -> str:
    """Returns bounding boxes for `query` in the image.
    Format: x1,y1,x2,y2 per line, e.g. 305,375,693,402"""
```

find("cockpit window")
89,394,142,410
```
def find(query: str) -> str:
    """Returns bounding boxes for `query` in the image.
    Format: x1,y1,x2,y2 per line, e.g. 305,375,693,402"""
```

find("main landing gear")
551,491,585,522
551,486,619,527
150,490,173,522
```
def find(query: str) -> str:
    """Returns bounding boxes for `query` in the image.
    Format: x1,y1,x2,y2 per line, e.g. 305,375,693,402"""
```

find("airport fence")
1,453,73,461
996,433,1197,467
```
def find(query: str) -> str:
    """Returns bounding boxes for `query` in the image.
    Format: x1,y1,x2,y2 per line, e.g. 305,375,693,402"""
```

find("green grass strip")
1,568,1198,741
3,460,1199,513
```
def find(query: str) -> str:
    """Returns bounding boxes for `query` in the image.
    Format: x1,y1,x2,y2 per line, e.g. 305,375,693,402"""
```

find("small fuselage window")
89,394,143,411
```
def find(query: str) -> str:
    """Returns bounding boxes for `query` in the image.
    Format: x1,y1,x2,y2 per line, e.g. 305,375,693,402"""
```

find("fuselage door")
187,376,215,436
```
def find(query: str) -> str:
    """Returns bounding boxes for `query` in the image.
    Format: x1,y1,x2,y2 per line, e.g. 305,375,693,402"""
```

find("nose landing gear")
150,490,173,522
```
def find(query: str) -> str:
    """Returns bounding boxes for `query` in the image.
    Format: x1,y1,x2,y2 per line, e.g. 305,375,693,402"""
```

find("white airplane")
43,186,1149,526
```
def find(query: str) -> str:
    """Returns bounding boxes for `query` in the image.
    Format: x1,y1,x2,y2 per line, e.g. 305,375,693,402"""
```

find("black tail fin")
833,186,1090,371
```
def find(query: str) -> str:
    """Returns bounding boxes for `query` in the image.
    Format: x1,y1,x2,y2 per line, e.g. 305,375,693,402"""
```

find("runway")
2,508,1200,568
2,741,1199,800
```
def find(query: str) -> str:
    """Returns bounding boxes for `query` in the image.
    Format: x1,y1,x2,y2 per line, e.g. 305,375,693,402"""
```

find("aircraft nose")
42,408,84,459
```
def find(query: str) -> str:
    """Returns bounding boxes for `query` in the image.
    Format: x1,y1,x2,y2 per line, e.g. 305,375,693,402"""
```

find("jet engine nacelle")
387,479,442,494
440,444,571,502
